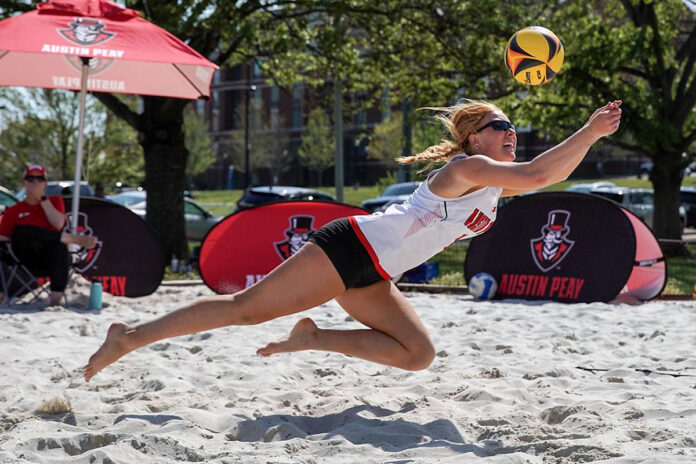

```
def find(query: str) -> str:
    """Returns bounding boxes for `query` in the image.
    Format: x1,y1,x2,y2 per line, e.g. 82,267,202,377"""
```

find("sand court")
0,281,694,463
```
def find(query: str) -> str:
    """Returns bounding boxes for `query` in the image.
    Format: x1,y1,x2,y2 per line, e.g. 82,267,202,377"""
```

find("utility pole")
402,101,412,182
244,63,256,189
334,79,344,203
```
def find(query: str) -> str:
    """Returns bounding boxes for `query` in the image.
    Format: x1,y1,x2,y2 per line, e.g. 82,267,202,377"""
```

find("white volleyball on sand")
468,272,498,300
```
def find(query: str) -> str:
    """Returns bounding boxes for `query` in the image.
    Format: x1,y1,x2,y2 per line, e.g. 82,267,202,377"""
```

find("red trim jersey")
351,155,501,278
0,196,65,237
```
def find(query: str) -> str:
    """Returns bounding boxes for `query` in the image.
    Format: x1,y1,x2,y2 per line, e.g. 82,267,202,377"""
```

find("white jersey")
350,154,502,278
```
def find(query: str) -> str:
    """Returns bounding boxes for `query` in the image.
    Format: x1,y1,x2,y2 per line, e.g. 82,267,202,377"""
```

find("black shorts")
11,225,69,292
308,218,385,289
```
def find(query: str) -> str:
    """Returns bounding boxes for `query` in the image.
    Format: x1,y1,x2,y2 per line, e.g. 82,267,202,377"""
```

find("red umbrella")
0,0,218,231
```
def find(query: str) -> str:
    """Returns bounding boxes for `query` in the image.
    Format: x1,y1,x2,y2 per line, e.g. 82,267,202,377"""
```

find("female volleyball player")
85,99,621,381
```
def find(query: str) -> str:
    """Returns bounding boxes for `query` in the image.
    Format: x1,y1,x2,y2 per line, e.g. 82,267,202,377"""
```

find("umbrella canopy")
0,0,217,99
0,0,218,232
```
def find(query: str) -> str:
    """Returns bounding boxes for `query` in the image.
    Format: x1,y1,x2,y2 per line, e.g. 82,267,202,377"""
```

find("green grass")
192,189,244,216
315,185,382,208
193,189,244,203
664,244,696,295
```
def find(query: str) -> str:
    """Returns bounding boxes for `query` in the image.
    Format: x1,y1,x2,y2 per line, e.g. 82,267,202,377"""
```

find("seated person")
0,164,97,306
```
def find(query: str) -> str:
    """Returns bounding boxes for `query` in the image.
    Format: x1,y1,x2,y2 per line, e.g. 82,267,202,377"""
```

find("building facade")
197,63,555,190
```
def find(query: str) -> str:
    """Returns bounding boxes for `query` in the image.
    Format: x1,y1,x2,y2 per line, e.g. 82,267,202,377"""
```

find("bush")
375,171,397,195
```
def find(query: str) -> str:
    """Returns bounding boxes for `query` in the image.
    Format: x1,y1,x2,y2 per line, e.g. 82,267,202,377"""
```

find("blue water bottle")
89,278,103,310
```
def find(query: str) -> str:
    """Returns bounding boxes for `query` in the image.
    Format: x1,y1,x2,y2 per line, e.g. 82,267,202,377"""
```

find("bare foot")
84,322,136,382
75,235,98,249
257,318,319,357
62,233,98,249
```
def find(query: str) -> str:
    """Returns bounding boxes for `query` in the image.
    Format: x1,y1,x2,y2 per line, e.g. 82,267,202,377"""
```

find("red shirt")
0,196,65,237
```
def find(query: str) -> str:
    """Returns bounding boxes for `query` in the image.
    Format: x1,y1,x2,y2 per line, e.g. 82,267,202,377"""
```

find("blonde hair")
398,100,501,169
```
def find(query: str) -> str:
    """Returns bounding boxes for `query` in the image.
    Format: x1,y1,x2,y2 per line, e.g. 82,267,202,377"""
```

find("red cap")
24,164,47,179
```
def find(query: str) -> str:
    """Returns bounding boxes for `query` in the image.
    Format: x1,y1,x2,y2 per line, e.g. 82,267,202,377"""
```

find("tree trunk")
650,153,689,257
141,96,189,262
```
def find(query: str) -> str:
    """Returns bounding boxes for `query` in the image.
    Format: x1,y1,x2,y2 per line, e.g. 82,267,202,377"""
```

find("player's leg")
258,280,436,371
85,242,345,381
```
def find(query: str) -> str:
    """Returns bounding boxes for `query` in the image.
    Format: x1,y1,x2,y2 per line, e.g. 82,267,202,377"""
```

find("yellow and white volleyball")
504,26,564,85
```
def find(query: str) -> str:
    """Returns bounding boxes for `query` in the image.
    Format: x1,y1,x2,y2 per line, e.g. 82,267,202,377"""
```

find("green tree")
298,107,334,186
303,0,695,253
228,98,291,185
88,108,144,191
499,0,696,253
367,109,447,180
0,89,144,192
367,110,403,170
0,88,102,186
184,104,215,188
0,1,331,260
264,120,292,186
89,1,343,260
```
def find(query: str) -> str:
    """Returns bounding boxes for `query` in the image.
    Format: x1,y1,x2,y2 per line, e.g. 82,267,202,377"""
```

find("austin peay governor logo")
530,210,575,272
274,216,316,260
64,212,103,273
58,18,116,46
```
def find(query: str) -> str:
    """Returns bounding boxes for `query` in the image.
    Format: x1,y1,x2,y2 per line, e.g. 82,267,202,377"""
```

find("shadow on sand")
224,404,506,457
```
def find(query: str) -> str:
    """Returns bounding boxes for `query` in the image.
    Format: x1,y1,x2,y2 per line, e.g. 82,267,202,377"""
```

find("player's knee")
403,343,436,371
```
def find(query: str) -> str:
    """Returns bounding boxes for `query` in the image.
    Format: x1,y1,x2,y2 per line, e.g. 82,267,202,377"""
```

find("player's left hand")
586,100,622,139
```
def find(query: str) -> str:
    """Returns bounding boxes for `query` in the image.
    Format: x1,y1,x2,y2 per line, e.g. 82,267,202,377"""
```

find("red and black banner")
2,198,164,298
63,197,164,297
465,192,665,303
199,201,368,294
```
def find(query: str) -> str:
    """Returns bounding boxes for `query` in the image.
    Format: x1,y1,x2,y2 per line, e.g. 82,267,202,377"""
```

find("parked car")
565,181,616,194
235,186,335,212
638,161,695,179
16,180,94,200
0,186,18,214
686,162,696,177
680,186,696,228
590,186,686,229
360,182,421,213
106,191,222,241
115,184,194,199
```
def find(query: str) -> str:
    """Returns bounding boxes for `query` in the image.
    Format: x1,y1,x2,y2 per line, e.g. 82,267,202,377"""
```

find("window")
184,201,206,219
0,191,16,207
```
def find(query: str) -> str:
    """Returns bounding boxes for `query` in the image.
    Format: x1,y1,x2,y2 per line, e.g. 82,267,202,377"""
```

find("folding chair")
0,241,51,305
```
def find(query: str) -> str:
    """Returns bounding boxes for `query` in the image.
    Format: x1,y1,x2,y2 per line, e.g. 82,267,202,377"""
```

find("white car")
590,186,686,229
565,181,616,194
16,180,94,200
106,191,222,241
0,186,18,214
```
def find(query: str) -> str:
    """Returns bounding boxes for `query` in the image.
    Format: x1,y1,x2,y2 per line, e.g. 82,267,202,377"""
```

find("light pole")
244,63,256,190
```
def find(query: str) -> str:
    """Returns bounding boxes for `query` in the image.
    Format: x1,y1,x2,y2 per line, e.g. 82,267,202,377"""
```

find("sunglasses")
24,175,46,182
474,120,516,133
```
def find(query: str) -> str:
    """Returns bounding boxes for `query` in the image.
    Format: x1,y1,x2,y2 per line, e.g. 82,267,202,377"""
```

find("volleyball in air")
468,272,498,300
504,26,564,85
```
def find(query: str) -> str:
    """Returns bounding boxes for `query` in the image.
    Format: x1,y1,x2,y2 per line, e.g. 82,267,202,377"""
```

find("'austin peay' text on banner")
465,192,663,303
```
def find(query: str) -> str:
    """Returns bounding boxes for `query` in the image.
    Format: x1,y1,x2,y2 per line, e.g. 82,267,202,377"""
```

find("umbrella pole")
71,57,90,234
